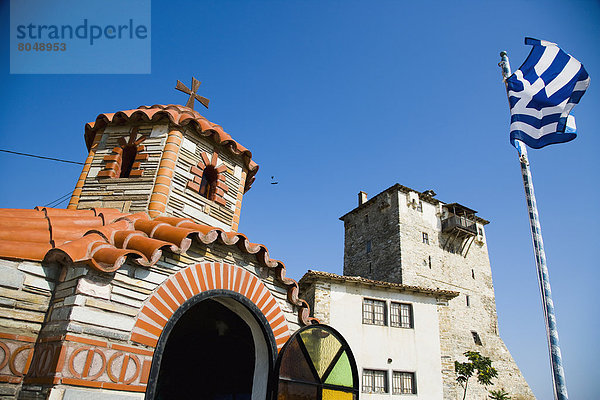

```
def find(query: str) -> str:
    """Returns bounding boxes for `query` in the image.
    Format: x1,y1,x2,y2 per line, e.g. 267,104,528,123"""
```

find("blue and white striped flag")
506,38,590,149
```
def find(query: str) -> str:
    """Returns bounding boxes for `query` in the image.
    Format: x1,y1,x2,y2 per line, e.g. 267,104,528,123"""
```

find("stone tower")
68,103,257,231
340,184,535,400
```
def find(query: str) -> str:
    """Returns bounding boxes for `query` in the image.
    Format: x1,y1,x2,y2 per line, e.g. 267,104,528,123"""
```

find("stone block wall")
342,186,535,399
301,281,331,325
0,260,56,399
76,124,165,213
11,240,301,399
342,190,403,283
75,122,248,231
165,127,247,231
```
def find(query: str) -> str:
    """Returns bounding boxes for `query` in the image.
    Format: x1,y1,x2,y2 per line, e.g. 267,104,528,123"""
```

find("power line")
0,149,84,165
44,192,73,208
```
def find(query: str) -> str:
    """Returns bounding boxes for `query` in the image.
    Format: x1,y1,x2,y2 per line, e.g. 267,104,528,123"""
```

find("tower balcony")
441,215,477,236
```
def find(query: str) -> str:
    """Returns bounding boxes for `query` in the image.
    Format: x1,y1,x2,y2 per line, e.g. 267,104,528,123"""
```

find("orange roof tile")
84,104,258,192
0,207,312,325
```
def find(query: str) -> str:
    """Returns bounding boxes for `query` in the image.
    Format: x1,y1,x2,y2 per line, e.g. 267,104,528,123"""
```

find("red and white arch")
130,262,291,351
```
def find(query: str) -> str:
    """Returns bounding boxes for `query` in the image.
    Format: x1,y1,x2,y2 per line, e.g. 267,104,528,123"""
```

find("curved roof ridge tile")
133,219,170,238
53,233,107,262
148,225,194,253
154,216,195,227
85,220,131,244
89,246,142,273
84,104,258,192
126,236,178,266
0,207,314,325
113,230,148,250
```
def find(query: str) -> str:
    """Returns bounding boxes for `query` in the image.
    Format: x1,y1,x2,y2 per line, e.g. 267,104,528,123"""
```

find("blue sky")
1,1,598,398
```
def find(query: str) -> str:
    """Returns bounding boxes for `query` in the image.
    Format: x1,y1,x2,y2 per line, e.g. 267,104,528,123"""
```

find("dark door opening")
154,299,256,400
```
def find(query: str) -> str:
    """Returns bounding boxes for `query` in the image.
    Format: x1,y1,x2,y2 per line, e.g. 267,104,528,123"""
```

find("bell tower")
67,78,258,231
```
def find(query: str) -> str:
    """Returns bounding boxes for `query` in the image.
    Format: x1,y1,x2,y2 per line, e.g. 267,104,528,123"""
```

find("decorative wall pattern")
24,334,152,393
131,262,291,351
0,333,36,384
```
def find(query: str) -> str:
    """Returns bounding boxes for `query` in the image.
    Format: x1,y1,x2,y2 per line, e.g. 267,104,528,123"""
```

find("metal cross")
175,77,210,110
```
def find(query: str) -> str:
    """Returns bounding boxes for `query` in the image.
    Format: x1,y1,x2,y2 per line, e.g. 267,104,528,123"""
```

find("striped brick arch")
131,262,291,351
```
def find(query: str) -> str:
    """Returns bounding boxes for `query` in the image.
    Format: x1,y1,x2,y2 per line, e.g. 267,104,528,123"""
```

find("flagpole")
499,51,568,400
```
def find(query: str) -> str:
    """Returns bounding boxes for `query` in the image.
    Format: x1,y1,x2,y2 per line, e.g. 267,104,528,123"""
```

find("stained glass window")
275,325,359,400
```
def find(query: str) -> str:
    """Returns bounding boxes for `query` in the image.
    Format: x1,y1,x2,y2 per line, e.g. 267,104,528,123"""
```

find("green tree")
489,388,511,400
454,351,498,400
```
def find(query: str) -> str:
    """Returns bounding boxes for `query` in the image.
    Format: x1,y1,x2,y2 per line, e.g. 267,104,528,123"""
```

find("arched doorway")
145,290,277,400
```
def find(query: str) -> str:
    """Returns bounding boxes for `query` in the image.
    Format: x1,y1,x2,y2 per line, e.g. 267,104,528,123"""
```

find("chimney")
358,191,368,206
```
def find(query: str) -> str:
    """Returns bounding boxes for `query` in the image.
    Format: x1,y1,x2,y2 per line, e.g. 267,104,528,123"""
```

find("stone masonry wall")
0,260,56,399
77,122,247,231
165,127,246,231
300,281,331,325
16,240,301,400
77,124,165,213
343,187,535,400
343,190,403,283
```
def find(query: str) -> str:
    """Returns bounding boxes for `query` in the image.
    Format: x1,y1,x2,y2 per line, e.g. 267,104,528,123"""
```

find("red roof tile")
84,104,258,192
0,207,313,324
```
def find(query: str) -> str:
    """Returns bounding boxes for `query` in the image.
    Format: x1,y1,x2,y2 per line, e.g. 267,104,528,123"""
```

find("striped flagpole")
499,52,568,400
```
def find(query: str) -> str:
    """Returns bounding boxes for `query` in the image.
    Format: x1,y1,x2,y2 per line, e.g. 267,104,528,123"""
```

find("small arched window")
199,165,218,200
119,144,138,178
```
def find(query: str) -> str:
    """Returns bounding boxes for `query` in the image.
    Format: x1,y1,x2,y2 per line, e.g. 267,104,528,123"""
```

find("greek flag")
506,38,590,149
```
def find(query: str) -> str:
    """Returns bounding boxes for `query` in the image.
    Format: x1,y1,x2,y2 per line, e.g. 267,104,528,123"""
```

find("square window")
393,371,416,394
363,299,386,325
390,302,413,328
362,369,387,393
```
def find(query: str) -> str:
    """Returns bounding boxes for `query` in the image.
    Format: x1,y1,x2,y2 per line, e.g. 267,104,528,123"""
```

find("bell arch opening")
145,290,277,400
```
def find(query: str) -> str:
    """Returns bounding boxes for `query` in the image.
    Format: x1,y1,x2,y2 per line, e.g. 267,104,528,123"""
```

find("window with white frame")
392,371,416,394
390,302,413,328
363,298,386,325
362,369,387,393
422,232,429,244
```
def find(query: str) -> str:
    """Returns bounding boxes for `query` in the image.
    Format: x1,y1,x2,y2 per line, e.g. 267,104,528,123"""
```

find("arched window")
274,324,359,399
199,165,218,200
98,127,147,179
119,144,138,178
